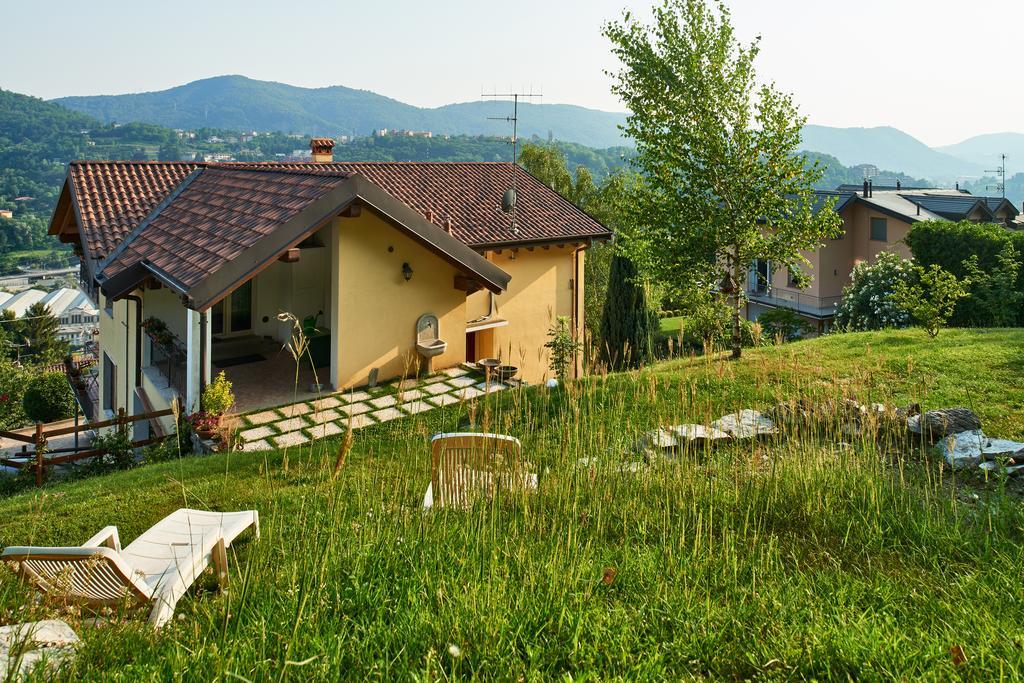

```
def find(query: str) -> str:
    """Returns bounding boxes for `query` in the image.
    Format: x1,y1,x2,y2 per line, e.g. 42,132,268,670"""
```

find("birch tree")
605,0,841,358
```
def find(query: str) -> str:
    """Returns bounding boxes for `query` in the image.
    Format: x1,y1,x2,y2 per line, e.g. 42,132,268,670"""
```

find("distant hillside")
799,125,982,182
53,75,629,149
935,132,1024,168
802,151,929,190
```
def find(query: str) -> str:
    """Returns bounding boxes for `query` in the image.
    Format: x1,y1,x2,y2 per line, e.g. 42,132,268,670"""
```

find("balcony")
142,318,187,400
747,286,842,318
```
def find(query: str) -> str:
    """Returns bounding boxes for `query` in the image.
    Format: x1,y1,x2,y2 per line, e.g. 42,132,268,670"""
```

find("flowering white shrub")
834,252,913,331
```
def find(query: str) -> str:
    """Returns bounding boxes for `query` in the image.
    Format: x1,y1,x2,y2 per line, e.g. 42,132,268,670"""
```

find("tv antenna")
482,88,542,232
985,153,1007,198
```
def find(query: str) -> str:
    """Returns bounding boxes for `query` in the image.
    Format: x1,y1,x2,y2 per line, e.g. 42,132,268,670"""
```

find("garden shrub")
892,263,968,338
757,307,813,342
545,316,581,379
0,359,29,430
202,371,234,416
834,252,913,331
22,372,75,424
906,220,1024,325
90,427,134,470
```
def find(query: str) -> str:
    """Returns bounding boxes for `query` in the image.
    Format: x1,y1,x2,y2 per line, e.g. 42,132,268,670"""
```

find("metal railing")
747,286,843,317
146,327,188,399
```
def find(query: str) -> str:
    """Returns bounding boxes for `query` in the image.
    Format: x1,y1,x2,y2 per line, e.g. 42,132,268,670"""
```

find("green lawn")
658,314,686,335
1,328,1023,680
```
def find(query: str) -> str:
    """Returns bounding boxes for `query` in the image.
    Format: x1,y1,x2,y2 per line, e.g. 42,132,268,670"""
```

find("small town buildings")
746,181,1019,332
48,139,610,424
0,287,99,348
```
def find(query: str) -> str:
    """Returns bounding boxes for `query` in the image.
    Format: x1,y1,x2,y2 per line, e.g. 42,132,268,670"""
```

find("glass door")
229,280,253,333
211,280,254,336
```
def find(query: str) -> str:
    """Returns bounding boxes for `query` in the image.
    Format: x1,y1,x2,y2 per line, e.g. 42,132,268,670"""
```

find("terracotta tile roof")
97,166,512,306
267,162,611,248
63,161,610,261
68,161,200,259
101,167,350,290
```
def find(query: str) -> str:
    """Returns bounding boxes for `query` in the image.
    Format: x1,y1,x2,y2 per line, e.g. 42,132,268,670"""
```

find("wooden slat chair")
423,433,537,509
2,508,259,627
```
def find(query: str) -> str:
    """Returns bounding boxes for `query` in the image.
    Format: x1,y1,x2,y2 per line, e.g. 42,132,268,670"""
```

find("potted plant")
202,371,235,426
188,411,219,440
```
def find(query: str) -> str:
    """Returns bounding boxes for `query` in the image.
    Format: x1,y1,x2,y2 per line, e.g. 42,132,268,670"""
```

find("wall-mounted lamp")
402,262,413,282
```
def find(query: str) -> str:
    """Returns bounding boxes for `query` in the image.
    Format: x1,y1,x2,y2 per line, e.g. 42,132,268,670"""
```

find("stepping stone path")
235,364,510,450
0,620,79,680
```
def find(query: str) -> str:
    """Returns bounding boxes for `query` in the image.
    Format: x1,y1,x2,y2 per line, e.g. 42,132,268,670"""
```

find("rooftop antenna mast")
985,153,1007,198
482,88,541,233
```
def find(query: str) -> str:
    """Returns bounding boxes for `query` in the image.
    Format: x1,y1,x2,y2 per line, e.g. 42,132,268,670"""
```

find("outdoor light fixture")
402,262,413,281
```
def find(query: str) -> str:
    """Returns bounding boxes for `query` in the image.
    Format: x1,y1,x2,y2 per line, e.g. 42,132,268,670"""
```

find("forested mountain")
54,75,629,149
799,125,983,182
3,84,989,276
803,151,929,190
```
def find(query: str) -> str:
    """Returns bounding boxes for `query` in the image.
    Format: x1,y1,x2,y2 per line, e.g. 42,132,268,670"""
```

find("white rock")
937,430,1024,469
979,461,1024,476
0,620,78,681
670,424,731,447
641,428,679,449
711,409,777,439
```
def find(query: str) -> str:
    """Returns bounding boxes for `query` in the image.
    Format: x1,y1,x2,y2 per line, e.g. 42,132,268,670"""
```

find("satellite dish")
501,187,517,213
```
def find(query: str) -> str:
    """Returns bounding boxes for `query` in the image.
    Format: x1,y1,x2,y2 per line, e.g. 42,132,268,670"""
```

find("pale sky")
3,0,1020,147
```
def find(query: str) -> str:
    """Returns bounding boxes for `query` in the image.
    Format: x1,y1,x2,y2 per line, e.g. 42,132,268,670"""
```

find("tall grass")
1,329,1023,679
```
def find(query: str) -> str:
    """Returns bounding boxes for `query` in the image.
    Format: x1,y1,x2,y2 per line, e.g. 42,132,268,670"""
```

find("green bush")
544,316,581,380
22,372,74,424
90,427,134,470
834,253,913,331
906,220,1024,325
757,307,813,342
892,264,968,338
0,359,29,430
202,371,234,416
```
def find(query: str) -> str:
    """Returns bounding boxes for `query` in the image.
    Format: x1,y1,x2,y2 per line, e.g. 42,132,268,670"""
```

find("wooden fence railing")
0,408,174,486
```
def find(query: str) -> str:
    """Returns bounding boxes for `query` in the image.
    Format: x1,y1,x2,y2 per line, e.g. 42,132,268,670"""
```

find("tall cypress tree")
599,254,654,370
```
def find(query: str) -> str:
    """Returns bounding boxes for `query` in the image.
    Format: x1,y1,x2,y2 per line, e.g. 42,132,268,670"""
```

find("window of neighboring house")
870,217,888,241
104,294,113,316
102,352,117,412
787,268,799,288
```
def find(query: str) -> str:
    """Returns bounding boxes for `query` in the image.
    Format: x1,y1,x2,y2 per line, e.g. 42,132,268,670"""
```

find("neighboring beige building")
48,139,609,425
746,182,1019,333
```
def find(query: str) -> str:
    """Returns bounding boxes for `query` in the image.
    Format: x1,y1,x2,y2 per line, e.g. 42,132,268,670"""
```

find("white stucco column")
202,311,212,385
328,219,341,389
185,308,202,413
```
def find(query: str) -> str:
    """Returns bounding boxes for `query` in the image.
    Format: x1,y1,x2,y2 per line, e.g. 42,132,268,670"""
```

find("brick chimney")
310,137,335,163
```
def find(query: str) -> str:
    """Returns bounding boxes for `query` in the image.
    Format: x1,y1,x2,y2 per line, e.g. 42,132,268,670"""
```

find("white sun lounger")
423,432,537,509
2,508,259,627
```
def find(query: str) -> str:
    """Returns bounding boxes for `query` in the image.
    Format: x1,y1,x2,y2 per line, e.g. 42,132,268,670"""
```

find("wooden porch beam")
453,275,482,294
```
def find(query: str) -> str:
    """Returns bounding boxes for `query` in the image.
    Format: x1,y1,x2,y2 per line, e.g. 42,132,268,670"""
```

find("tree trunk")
731,252,743,360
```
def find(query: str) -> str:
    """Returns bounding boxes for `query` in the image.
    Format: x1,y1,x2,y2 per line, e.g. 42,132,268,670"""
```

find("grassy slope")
1,328,1022,680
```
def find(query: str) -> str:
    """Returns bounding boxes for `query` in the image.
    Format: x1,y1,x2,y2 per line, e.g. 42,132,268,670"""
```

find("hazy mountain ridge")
798,125,986,182
54,75,630,149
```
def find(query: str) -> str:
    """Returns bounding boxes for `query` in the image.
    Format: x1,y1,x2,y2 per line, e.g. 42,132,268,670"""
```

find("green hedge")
905,220,1024,325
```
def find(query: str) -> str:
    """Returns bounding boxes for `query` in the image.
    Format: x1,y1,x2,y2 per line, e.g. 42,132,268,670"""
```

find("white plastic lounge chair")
2,508,259,627
423,432,537,509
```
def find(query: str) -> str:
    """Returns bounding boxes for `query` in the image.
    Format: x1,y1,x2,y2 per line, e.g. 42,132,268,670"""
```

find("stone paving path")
235,364,509,451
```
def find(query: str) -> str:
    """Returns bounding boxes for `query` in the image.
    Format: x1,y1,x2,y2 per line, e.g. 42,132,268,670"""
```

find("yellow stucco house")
746,181,1018,333
48,139,611,420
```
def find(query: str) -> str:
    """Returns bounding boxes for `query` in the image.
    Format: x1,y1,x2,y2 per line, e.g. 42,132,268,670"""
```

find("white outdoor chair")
2,508,259,627
423,433,537,509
